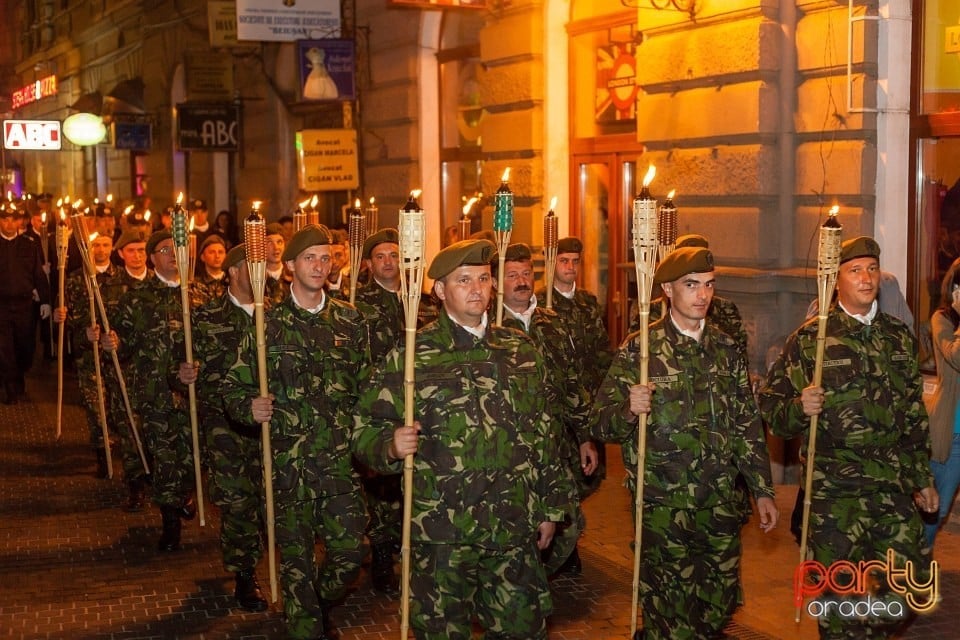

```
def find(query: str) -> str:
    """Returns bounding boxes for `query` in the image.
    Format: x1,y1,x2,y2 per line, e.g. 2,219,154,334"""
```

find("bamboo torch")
40,210,54,359
294,198,309,233
543,196,559,310
397,189,426,640
348,199,366,306
657,190,677,263
365,196,379,235
244,201,279,603
493,168,514,326
460,196,478,244
55,202,70,440
70,217,113,478
171,194,206,527
795,205,842,622
629,164,658,640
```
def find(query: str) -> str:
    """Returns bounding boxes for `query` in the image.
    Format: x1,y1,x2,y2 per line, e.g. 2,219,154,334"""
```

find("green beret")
282,223,332,261
115,229,147,251
557,237,583,254
362,228,399,259
146,230,173,255
654,246,714,284
265,222,284,237
0,207,20,219
428,239,497,280
200,234,226,252
504,243,532,262
223,243,246,271
840,236,880,264
675,233,709,249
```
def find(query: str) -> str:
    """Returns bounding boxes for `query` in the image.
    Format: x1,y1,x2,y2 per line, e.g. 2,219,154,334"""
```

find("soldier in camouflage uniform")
353,239,573,640
590,247,778,640
109,230,203,551
194,234,228,301
264,223,290,304
325,231,350,299
224,224,369,640
535,236,610,573
352,228,404,594
497,243,596,576
53,231,117,477
101,229,153,510
759,236,938,640
192,244,268,613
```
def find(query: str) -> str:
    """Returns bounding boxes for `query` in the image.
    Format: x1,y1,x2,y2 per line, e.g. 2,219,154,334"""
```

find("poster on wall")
388,0,486,8
236,0,340,42
298,39,355,101
296,129,359,191
595,42,638,123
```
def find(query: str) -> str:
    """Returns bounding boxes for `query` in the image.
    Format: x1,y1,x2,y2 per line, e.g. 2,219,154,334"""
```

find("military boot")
122,479,146,512
558,546,582,575
179,494,196,521
370,542,399,595
234,569,268,612
94,448,108,479
157,506,182,552
320,600,340,640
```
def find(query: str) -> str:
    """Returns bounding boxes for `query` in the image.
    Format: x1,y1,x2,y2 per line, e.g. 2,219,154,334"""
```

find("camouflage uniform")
224,294,369,640
265,272,290,305
353,280,405,567
502,304,588,575
102,267,153,483
193,292,263,575
113,275,202,510
352,309,573,640
636,294,750,365
194,272,227,303
759,307,934,639
63,265,114,450
589,318,775,640
535,285,611,496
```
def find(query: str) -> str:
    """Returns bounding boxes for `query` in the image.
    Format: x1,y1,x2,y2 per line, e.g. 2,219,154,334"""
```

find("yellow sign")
296,129,359,191
208,1,240,48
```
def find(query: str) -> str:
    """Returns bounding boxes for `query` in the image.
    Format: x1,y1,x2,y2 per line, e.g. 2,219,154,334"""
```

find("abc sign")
3,120,62,150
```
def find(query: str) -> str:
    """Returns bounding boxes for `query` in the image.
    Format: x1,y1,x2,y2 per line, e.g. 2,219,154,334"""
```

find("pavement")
2,358,960,639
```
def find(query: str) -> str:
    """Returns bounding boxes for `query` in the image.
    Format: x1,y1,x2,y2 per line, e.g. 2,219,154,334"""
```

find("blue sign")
113,122,152,151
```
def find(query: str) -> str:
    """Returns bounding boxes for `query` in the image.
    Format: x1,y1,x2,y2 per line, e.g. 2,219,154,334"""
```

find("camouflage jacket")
758,306,933,496
352,309,573,549
63,265,117,361
223,294,371,502
636,294,749,366
101,267,154,326
590,317,775,509
193,291,257,431
113,275,202,413
536,286,612,393
265,273,290,306
353,280,404,363
194,272,227,304
501,305,591,447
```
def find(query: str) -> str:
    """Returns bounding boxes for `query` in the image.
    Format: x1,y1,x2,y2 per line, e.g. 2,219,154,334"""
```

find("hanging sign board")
3,120,62,150
296,129,359,190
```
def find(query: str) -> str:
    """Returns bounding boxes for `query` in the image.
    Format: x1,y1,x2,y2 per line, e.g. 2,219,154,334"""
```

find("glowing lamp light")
62,113,107,146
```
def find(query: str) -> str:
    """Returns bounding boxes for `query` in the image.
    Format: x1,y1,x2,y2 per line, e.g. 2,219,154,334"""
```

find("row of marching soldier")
0,188,945,640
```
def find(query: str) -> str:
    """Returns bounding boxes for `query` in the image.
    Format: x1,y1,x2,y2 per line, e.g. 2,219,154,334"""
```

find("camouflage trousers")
141,408,195,508
277,490,366,640
410,542,551,640
361,472,401,546
105,361,149,482
639,502,744,640
75,357,110,449
205,416,263,573
805,491,931,639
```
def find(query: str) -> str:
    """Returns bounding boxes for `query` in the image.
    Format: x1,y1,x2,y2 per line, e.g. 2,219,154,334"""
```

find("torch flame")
829,205,839,216
354,198,361,209
189,216,195,232
462,196,479,216
60,210,66,222
642,165,656,188
309,195,318,208
41,212,46,223
106,194,113,203
124,205,134,215
369,196,375,206
252,201,262,213
176,192,184,205
144,209,151,222
64,196,71,205
549,196,558,212
89,232,99,242
73,199,83,210
501,168,511,182
410,189,422,199
667,190,676,200
57,198,63,208
298,198,310,210
94,197,100,205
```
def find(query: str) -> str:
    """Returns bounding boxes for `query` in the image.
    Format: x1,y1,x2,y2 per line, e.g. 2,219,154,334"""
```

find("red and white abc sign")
3,120,62,150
